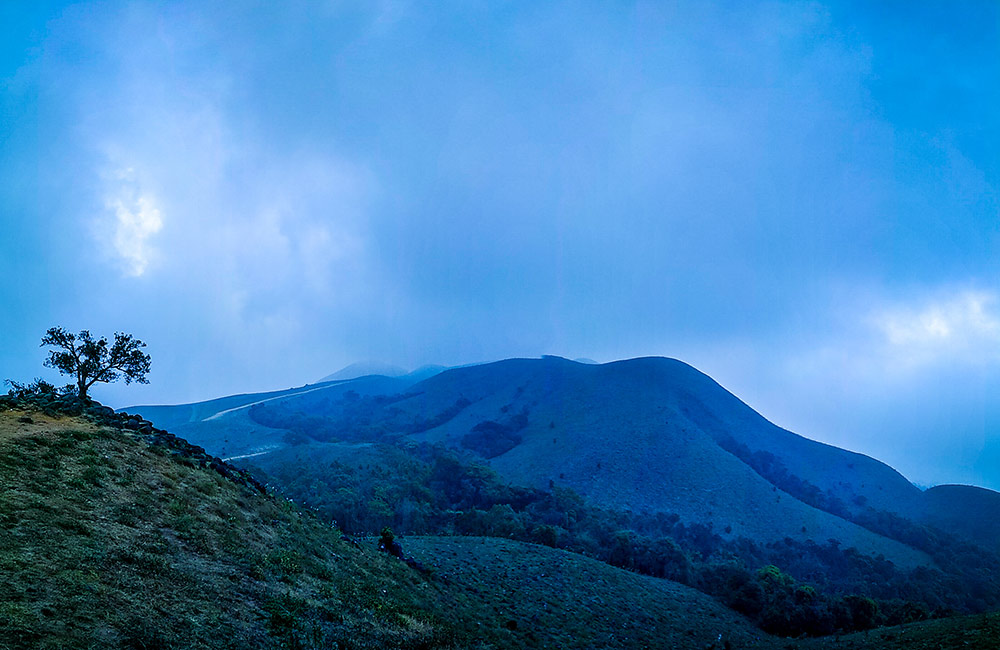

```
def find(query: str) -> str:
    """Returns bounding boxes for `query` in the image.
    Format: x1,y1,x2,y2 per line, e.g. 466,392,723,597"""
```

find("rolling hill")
5,386,1000,648
126,374,421,460
121,355,1000,638
921,484,1000,550
164,355,1000,566
0,398,791,649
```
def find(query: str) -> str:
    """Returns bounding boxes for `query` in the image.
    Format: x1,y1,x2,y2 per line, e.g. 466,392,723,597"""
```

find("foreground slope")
0,408,455,650
801,613,1000,650
403,536,775,649
408,537,1000,650
0,404,793,650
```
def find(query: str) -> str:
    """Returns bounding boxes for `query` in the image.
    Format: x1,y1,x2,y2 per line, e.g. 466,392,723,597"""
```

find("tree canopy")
41,327,150,399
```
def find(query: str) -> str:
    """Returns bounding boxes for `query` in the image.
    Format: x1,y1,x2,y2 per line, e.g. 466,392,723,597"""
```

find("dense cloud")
1,1,998,489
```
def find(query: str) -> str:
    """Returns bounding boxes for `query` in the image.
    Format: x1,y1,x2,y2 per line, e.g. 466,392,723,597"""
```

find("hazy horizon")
2,2,998,491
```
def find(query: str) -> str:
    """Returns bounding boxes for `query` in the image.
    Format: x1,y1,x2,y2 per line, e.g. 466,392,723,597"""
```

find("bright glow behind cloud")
874,290,1000,368
104,170,163,277
6,1,998,491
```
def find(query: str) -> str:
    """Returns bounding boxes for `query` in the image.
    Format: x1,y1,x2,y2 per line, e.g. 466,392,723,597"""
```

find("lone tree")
41,327,151,400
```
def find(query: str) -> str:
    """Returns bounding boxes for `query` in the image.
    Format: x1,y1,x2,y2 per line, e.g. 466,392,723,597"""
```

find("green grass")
1,408,996,650
801,612,1000,650
403,536,778,649
0,410,456,650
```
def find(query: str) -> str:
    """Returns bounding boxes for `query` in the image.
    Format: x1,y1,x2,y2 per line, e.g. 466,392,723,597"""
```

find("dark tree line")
244,441,996,637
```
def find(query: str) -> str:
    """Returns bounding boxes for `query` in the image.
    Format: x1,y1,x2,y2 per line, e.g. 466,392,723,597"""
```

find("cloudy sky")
2,1,998,490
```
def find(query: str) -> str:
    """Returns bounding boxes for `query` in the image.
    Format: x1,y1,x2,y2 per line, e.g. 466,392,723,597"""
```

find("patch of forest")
717,433,1000,615
243,441,1000,638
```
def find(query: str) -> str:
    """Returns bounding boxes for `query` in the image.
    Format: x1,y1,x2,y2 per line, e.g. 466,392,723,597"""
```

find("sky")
1,1,998,490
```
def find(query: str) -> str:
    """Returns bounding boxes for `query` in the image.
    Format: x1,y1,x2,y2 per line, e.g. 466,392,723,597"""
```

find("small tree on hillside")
41,327,151,400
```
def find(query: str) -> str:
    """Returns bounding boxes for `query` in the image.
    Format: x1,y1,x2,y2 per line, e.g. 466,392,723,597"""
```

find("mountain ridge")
4,380,999,647
127,355,1000,567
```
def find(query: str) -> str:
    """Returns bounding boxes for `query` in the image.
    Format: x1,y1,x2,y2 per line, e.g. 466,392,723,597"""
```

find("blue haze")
1,1,998,489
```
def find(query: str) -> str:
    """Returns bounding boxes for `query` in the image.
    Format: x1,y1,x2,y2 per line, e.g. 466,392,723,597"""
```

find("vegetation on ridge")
38,327,151,400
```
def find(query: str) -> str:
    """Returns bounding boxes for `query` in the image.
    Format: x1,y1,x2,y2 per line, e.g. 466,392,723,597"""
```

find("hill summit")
203,356,999,560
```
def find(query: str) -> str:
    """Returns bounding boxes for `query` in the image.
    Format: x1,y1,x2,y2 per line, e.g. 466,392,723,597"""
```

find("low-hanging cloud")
873,289,1000,369
6,1,999,491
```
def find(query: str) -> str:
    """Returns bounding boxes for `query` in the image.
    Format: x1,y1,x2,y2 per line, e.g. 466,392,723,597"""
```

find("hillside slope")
922,484,1000,550
0,403,794,650
403,536,774,649
128,374,417,460
411,537,1000,650
0,407,456,650
239,357,941,567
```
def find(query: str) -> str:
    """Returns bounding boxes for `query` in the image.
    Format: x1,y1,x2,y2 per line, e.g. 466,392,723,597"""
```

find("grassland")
1,407,776,649
801,612,1000,650
2,406,998,649
402,536,774,649
0,408,454,649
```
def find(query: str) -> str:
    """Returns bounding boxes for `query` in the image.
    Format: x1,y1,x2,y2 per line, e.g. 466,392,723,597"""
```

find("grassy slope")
0,409,457,650
598,357,927,520
125,385,325,429
365,358,929,567
405,536,1000,650
169,408,291,460
2,409,995,650
921,485,1000,551
403,536,778,650
129,375,413,460
802,613,1000,650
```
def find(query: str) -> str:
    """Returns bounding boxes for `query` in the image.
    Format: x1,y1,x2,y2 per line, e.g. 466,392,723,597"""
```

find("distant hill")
124,364,454,461
125,374,419,460
132,356,1000,558
922,484,1000,550
234,357,964,564
318,361,411,383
